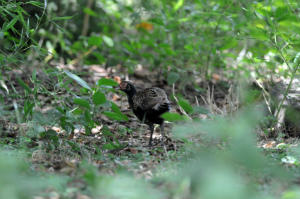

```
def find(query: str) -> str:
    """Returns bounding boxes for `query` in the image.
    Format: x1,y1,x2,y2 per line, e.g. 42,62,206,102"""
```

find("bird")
115,81,171,146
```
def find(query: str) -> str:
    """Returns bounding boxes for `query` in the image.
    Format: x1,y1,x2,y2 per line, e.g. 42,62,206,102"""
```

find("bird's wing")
133,88,169,111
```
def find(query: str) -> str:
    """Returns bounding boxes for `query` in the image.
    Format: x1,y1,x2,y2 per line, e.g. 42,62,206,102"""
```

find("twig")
172,84,192,120
81,0,94,36
69,46,97,66
195,96,200,106
254,79,272,115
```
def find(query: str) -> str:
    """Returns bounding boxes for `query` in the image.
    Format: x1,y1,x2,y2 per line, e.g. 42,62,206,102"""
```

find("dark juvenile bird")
115,81,171,146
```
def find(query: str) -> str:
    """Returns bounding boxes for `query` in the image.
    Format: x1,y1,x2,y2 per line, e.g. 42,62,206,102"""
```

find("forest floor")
1,64,299,197
1,64,234,169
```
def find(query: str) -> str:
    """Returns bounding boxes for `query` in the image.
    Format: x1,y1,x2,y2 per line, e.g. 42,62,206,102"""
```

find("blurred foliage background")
2,0,299,81
1,0,300,198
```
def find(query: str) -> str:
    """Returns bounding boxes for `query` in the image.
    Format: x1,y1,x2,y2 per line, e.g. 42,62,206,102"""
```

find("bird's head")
115,81,136,95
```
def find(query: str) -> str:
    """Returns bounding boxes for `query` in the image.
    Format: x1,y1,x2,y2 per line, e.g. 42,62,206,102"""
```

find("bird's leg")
160,122,165,146
148,124,154,146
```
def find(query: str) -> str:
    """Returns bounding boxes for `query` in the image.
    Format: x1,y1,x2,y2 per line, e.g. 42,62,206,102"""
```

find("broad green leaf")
173,0,184,12
74,98,91,109
93,52,106,63
219,38,238,50
110,101,122,115
93,90,106,105
161,112,184,121
103,35,114,47
83,7,98,16
17,77,32,93
98,78,118,86
101,100,112,108
64,70,91,90
167,72,179,85
32,111,48,124
61,122,74,134
88,36,102,47
56,106,65,114
39,129,58,140
178,99,193,114
102,111,128,121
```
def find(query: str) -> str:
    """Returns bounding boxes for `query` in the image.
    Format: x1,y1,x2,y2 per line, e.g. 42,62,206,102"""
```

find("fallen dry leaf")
130,148,138,154
68,131,75,140
263,141,276,148
212,73,221,81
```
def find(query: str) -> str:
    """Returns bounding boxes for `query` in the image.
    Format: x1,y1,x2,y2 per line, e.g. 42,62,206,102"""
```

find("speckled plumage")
116,81,171,146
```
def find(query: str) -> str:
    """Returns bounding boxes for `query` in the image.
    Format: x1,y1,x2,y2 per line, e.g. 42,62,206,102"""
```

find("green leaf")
32,69,36,82
74,98,91,109
110,101,122,115
102,111,128,121
23,102,35,120
101,100,112,108
196,11,223,16
178,99,193,114
39,129,58,140
56,106,66,114
28,1,44,7
51,16,74,21
102,143,117,150
161,112,184,121
0,80,8,93
64,70,91,90
94,144,102,155
102,125,114,136
67,141,80,151
98,78,118,86
219,37,238,50
173,0,184,12
102,35,114,47
93,52,106,63
167,72,179,85
83,7,98,16
32,111,48,124
88,36,102,47
17,77,32,94
93,90,106,105
61,122,74,134
3,17,18,31
32,45,46,56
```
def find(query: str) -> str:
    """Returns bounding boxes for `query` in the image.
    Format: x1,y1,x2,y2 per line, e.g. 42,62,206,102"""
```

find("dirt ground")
0,64,291,177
